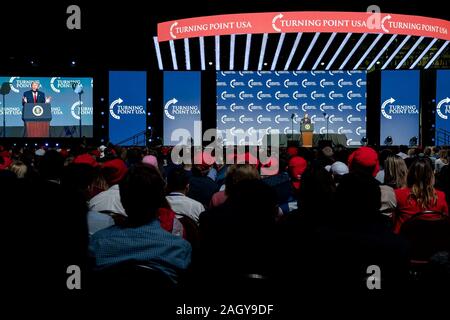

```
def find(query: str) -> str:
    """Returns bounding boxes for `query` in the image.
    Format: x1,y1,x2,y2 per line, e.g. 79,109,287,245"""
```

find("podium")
301,123,314,147
22,103,52,137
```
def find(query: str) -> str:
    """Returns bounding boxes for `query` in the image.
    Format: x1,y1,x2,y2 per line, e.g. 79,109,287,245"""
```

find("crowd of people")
0,142,449,304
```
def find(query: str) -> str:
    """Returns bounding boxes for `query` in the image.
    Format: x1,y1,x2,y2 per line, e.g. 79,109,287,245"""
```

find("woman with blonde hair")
8,160,28,178
394,158,448,233
384,155,408,189
209,164,260,208
435,149,448,174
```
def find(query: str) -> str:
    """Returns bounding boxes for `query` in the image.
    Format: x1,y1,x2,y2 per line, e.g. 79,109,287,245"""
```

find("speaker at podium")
300,122,314,147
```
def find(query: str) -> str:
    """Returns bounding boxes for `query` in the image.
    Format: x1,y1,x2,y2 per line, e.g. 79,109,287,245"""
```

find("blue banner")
216,71,367,146
109,71,147,146
435,70,450,145
163,72,201,145
0,76,93,137
380,70,420,146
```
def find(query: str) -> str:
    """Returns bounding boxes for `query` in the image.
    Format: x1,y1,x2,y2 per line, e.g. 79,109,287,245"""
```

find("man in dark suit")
22,81,51,106
301,113,311,125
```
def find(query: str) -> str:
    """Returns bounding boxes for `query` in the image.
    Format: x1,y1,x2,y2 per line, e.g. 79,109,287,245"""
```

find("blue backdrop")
435,70,450,145
0,76,93,137
216,70,366,146
109,71,147,146
163,72,201,145
380,70,420,146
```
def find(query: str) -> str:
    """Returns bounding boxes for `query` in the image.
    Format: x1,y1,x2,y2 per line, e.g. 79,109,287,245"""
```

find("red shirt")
393,187,448,233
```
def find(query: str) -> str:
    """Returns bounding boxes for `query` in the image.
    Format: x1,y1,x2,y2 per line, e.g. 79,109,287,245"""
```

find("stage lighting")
263,62,268,66
148,138,152,142
101,111,104,115
101,125,104,129
13,143,16,146
148,126,152,130
384,136,393,146
320,62,325,66
409,136,418,147
25,143,27,146
148,98,152,102
34,143,38,146
71,61,76,66
147,112,151,116
148,112,152,116
208,61,213,65
100,98,104,102
45,143,49,147
100,139,104,143
56,143,59,147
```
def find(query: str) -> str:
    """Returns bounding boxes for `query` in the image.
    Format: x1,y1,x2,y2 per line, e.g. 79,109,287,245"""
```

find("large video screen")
216,71,366,146
0,76,93,137
435,70,450,145
163,72,201,145
109,71,147,146
380,70,420,146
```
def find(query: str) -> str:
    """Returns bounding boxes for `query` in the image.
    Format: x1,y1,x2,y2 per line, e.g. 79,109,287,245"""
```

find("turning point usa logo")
50,77,82,93
164,97,200,120
110,98,145,120
381,97,419,120
437,97,450,120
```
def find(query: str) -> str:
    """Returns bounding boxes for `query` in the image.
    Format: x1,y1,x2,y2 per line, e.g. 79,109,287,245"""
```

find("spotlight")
148,126,152,130
71,60,76,66
101,125,105,129
56,143,59,147
148,138,152,142
148,112,152,116
100,98,104,102
34,143,38,146
45,143,49,147
384,136,393,146
263,62,268,66
101,111,104,115
320,62,325,66
13,143,16,146
409,136,418,147
25,143,28,146
147,98,152,102
208,61,213,65
376,61,381,65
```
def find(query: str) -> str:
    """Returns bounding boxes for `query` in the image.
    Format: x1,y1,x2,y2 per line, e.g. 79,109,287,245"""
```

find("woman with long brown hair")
393,158,448,233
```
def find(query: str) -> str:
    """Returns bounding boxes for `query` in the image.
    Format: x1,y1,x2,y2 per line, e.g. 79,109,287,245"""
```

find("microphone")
291,113,295,119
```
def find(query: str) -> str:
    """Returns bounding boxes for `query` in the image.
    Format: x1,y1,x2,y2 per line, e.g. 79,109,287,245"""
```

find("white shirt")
166,192,205,224
89,185,126,216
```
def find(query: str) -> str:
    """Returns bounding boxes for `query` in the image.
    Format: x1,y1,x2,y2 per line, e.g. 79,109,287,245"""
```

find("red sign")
158,11,450,42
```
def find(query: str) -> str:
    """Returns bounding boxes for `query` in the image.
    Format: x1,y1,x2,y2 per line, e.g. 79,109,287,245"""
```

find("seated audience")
89,164,192,283
394,158,449,233
210,164,260,208
166,167,205,224
89,158,128,215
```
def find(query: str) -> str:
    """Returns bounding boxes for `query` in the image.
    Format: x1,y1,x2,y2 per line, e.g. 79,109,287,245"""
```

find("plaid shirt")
89,219,191,282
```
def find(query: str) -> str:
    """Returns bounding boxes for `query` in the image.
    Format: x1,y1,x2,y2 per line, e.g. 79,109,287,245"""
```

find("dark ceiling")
0,0,448,72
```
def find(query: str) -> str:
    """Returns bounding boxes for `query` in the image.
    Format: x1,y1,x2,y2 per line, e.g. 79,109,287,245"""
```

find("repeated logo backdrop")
0,76,93,137
435,70,450,145
216,70,367,146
